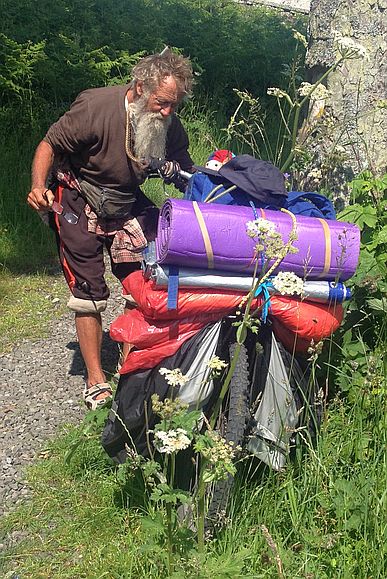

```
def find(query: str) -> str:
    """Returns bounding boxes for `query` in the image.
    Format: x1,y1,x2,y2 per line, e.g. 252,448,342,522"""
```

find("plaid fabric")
85,205,148,263
56,169,82,192
56,168,147,263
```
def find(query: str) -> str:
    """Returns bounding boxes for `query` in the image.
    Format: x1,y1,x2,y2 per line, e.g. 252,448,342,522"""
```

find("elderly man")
27,50,194,409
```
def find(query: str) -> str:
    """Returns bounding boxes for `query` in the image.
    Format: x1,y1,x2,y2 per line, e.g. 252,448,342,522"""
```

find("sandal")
83,382,113,411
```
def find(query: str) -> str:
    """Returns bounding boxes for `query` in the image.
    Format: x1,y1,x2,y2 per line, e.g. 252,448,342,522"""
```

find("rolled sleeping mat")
147,264,352,304
156,199,360,281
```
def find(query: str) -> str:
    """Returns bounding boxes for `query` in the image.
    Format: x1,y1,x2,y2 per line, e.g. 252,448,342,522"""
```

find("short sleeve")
43,91,93,154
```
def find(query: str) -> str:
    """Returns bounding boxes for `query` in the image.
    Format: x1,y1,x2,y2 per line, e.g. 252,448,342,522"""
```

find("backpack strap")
192,201,214,269
167,265,179,310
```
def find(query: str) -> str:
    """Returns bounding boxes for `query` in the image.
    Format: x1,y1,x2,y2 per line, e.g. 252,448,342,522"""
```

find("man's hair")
131,50,193,97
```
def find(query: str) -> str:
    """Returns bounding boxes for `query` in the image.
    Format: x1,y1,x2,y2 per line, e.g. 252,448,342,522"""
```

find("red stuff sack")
122,270,261,320
110,308,221,374
269,296,344,353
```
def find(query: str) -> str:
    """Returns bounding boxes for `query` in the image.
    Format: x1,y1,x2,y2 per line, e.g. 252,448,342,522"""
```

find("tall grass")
1,367,385,578
0,120,57,272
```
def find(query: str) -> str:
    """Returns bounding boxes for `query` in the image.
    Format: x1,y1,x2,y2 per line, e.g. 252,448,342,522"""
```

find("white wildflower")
159,367,189,387
298,82,313,97
207,356,228,371
153,428,191,454
272,272,304,296
199,430,239,464
267,87,288,99
298,82,329,101
293,29,308,49
246,218,276,238
335,36,367,59
307,167,323,183
307,339,324,362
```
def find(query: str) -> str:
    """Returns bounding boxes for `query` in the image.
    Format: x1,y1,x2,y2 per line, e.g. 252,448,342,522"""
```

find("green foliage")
337,172,387,347
0,0,306,125
323,172,387,404
2,388,385,578
0,33,46,108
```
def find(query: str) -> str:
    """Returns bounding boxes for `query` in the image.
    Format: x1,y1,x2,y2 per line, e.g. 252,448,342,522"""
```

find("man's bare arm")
27,140,55,211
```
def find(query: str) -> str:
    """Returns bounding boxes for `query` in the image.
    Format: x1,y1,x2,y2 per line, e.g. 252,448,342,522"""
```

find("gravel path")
0,272,124,517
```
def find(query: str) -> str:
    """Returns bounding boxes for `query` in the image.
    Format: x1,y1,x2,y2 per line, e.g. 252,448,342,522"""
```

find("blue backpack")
184,170,336,219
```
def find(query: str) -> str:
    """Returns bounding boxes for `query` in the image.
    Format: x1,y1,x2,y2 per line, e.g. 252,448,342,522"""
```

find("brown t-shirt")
44,84,193,194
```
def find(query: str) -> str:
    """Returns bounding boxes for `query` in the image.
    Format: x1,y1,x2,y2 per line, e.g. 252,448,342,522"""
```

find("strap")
249,200,258,220
206,184,237,203
204,183,225,202
167,265,179,310
192,201,214,269
317,218,332,278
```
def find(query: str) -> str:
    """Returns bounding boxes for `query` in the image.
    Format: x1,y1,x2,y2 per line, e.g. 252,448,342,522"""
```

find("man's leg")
75,312,106,389
51,186,110,400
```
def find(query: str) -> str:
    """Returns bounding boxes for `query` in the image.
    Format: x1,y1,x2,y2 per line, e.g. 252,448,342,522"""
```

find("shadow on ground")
66,330,120,380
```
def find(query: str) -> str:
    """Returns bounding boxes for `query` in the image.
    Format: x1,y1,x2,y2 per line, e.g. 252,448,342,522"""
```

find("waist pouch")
79,179,136,219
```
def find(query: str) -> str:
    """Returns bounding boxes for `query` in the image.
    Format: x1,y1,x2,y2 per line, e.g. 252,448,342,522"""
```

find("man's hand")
28,140,55,211
145,158,181,179
27,187,55,212
159,160,181,179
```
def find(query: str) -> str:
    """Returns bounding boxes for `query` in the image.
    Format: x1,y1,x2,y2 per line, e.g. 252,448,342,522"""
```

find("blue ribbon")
254,280,273,323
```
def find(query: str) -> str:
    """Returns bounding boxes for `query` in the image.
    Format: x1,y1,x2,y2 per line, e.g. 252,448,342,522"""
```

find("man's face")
139,76,183,117
131,76,182,160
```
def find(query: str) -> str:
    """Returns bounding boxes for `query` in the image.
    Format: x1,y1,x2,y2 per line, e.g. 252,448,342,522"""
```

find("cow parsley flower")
267,87,288,99
272,272,304,296
246,218,276,238
151,394,188,419
153,428,191,454
298,82,329,101
195,430,240,482
307,167,323,184
207,356,228,371
159,367,189,387
335,36,367,59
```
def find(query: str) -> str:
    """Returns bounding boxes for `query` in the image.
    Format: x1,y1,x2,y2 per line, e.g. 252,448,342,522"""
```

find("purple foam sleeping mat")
156,199,360,281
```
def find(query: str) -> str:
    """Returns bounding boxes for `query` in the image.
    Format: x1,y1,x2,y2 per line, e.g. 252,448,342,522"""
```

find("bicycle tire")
206,341,250,527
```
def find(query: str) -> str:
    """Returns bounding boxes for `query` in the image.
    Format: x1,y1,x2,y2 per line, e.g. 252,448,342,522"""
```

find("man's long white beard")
131,96,171,161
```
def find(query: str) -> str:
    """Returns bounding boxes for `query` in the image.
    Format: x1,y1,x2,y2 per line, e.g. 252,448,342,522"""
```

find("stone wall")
235,0,310,13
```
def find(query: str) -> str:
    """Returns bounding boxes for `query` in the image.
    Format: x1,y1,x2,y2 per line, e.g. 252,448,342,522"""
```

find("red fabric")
271,318,314,354
117,272,344,367
122,270,262,320
209,149,235,163
110,308,221,374
269,297,343,353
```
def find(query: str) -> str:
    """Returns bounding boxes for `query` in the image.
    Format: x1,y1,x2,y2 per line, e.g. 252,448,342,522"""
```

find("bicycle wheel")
206,341,250,528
